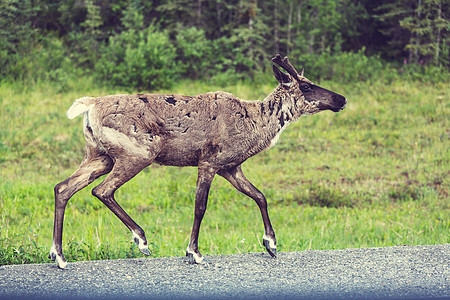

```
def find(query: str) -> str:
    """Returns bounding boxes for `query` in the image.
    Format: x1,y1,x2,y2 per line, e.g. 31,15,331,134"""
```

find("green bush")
95,25,179,90
1,36,76,86
174,30,256,83
208,36,254,84
175,27,213,79
291,49,397,83
400,63,450,84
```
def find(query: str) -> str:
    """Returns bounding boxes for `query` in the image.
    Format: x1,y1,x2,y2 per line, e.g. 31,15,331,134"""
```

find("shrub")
399,63,450,84
208,36,255,84
95,25,179,90
292,49,396,83
1,36,76,86
175,27,213,79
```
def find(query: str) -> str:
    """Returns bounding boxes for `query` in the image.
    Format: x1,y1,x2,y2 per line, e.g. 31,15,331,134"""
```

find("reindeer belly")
154,134,246,168
154,139,201,167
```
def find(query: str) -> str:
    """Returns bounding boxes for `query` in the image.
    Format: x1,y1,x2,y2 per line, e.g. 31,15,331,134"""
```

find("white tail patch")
67,97,95,119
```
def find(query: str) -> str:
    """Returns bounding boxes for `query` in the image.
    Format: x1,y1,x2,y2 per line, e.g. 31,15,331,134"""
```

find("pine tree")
0,0,36,55
378,0,449,65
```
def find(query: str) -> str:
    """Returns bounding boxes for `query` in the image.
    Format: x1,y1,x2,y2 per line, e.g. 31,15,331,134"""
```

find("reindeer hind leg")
91,155,157,257
50,153,114,269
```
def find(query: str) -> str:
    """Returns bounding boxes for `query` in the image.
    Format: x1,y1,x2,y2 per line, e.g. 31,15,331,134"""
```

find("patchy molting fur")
50,55,347,269
70,88,315,169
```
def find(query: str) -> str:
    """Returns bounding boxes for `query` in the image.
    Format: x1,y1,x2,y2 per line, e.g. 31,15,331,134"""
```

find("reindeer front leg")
186,167,217,264
218,165,277,258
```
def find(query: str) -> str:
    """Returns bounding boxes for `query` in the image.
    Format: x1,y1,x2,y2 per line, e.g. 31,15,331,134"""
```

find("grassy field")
0,76,448,265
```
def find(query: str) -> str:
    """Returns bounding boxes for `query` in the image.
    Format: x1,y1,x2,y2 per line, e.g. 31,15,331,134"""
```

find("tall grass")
0,76,448,265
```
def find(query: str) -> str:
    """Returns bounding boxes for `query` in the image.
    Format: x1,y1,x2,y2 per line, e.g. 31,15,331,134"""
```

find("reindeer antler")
271,54,305,79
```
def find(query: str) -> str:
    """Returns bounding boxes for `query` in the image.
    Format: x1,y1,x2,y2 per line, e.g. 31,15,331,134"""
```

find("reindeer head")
271,54,347,114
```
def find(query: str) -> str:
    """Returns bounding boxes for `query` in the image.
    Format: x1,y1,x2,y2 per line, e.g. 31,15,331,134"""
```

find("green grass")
0,77,448,266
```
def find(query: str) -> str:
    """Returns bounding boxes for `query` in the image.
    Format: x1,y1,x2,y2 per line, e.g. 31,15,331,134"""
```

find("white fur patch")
49,243,57,257
67,97,94,119
55,255,68,269
49,243,67,269
269,124,288,149
263,234,276,249
268,102,293,149
102,127,150,158
132,231,147,251
186,246,204,264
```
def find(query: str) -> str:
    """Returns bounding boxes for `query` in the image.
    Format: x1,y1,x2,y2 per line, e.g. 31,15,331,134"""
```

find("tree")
0,0,36,55
405,0,449,65
377,0,449,65
0,0,37,79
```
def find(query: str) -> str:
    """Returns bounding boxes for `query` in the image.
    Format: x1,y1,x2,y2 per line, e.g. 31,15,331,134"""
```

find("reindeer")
49,54,347,269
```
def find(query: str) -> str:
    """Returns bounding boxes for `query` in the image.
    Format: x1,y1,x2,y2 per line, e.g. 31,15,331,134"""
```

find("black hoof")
185,251,205,264
140,247,151,256
49,252,56,261
263,239,277,258
186,252,195,264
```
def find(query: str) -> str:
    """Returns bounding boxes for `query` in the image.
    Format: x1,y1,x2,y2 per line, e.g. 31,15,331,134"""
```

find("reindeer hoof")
55,256,68,269
186,249,205,264
49,245,68,269
263,235,277,258
133,231,150,256
48,251,56,261
49,253,68,269
139,247,151,256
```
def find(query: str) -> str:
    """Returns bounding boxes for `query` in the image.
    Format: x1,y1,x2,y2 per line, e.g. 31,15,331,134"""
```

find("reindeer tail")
66,97,96,119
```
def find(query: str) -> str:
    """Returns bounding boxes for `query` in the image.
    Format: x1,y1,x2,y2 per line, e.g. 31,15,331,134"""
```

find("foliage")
377,0,449,65
0,0,35,81
1,35,77,86
1,0,448,89
174,27,213,79
292,49,392,82
95,25,178,90
0,0,36,54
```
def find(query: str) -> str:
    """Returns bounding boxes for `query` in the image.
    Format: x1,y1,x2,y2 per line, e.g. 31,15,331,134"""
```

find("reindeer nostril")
333,94,347,107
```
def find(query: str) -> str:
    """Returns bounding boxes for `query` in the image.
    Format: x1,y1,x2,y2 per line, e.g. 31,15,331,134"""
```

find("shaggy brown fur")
49,54,347,268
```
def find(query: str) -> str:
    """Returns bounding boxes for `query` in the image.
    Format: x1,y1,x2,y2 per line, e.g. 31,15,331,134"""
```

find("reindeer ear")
273,65,292,86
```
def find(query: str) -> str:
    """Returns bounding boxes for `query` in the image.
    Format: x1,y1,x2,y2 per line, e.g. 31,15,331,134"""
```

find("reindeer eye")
301,84,311,91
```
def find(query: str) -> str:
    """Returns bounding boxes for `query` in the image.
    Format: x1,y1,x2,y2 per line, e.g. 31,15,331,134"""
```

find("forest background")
1,0,449,87
0,0,449,265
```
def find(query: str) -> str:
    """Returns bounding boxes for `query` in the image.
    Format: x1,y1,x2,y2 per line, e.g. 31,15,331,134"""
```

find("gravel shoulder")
0,244,449,300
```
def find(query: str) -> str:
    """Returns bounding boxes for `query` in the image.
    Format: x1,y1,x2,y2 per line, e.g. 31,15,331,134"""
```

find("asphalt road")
0,244,449,300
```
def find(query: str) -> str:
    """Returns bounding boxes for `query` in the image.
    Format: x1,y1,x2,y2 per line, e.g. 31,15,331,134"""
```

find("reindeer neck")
262,88,299,127
257,88,301,149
